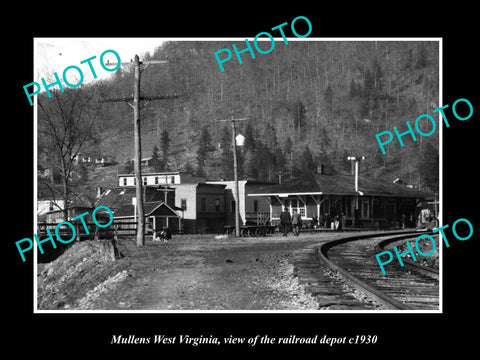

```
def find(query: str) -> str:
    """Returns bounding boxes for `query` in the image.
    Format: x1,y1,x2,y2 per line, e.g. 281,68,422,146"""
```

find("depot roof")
248,173,434,198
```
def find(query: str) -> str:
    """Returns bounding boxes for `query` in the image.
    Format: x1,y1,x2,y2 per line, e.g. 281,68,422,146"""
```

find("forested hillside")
38,40,440,206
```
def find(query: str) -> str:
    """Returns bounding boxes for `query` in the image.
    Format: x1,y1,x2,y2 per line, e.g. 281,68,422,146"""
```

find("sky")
34,38,165,84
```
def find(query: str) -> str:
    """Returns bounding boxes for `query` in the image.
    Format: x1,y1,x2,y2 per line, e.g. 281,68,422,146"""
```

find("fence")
37,219,186,241
37,221,139,240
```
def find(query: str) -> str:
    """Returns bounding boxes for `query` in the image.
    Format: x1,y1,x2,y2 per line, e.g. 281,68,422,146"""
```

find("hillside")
38,40,440,204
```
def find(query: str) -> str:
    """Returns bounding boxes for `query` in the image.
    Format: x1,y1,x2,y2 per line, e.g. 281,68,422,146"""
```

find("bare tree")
38,87,98,222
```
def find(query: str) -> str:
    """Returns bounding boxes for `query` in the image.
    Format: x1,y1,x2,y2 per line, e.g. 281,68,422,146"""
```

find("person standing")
333,214,339,231
280,207,292,237
292,209,302,236
324,213,331,229
340,212,346,231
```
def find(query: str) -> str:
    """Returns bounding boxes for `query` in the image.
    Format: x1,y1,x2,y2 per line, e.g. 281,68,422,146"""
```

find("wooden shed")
113,201,181,234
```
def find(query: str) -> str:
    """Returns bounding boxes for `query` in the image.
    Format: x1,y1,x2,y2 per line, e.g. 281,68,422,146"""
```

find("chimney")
96,186,103,199
317,164,325,175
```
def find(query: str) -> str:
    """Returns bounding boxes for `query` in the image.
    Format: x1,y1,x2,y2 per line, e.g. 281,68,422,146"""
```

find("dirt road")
38,233,338,311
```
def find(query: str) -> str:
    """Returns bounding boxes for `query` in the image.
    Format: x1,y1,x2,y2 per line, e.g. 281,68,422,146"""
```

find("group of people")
279,207,303,237
279,208,347,236
313,212,346,231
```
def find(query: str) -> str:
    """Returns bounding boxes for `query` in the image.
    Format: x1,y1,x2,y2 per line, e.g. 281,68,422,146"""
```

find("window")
231,200,236,213
155,176,159,185
291,199,299,212
201,198,206,212
345,198,352,218
215,199,221,212
181,198,187,211
143,177,147,185
372,197,383,218
123,177,127,186
284,198,305,216
360,198,370,219
253,200,258,213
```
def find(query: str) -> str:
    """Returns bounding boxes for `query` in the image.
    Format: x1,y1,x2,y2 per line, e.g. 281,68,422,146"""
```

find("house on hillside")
248,173,435,228
117,171,206,187
73,153,115,167
95,155,115,167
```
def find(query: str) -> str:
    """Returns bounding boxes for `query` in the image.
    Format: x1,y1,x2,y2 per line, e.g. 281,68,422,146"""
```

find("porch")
248,193,421,229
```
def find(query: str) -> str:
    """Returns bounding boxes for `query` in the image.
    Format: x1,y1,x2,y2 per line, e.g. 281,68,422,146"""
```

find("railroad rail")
375,236,439,280
293,231,440,310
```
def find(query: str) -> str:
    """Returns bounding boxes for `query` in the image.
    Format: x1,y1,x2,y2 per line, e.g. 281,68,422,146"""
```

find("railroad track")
293,231,440,311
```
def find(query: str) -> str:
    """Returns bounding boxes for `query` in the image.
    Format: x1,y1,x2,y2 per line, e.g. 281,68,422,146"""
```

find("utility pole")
132,55,144,248
101,55,178,246
218,117,248,237
347,156,365,193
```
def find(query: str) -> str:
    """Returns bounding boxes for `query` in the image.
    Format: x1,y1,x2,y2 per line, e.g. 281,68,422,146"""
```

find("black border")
6,5,478,356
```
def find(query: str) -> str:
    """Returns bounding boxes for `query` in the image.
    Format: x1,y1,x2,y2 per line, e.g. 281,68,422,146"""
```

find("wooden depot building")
248,173,435,228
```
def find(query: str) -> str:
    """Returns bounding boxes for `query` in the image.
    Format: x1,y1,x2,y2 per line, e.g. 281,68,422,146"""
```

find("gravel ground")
37,234,332,311
393,234,440,268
